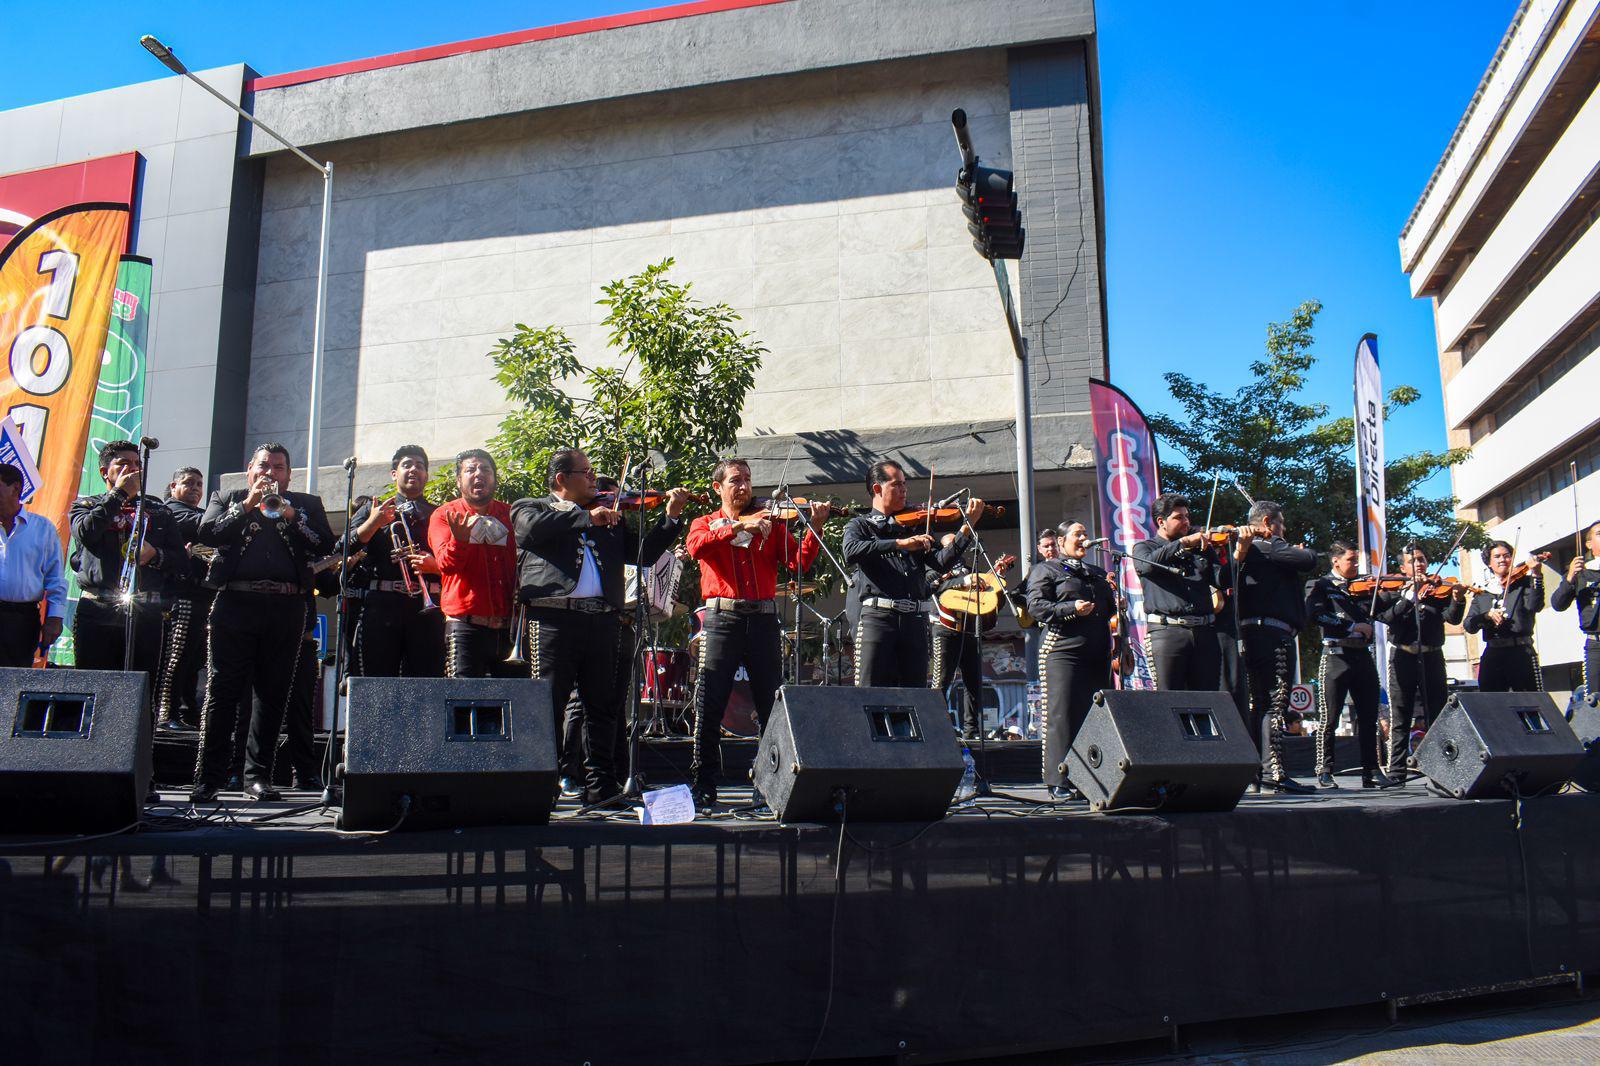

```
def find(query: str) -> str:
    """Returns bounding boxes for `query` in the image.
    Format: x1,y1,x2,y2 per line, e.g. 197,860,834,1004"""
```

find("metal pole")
305,163,333,495
992,259,1036,578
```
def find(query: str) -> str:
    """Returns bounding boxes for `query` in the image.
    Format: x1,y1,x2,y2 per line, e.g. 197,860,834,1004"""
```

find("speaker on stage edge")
1414,690,1582,799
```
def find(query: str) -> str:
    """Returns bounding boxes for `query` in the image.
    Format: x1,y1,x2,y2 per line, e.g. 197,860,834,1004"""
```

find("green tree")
1147,298,1481,565
426,258,765,501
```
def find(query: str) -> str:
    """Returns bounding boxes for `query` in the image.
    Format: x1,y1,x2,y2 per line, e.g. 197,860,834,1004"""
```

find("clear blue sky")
1,0,1520,483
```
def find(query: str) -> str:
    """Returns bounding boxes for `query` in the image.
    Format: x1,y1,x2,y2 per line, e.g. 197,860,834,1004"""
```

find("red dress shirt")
686,511,821,601
427,498,517,620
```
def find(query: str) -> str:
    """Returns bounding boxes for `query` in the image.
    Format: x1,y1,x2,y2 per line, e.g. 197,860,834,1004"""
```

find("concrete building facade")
1400,0,1600,690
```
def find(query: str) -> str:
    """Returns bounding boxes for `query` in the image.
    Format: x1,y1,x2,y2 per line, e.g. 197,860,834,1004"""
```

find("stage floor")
5,782,1600,1064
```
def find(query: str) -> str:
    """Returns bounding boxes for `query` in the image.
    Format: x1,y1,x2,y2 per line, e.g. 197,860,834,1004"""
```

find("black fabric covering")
4,791,1600,1064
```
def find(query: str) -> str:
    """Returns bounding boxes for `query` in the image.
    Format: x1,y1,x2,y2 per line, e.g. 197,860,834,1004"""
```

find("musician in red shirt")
684,458,828,808
427,449,517,677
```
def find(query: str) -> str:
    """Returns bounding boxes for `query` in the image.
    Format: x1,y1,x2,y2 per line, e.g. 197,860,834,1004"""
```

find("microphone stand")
322,456,358,808
120,438,155,672
774,485,852,684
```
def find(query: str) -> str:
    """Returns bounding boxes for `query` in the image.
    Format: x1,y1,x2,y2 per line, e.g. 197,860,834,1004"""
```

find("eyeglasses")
569,468,596,479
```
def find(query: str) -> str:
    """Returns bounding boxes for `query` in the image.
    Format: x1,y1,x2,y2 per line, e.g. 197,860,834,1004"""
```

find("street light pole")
141,35,332,494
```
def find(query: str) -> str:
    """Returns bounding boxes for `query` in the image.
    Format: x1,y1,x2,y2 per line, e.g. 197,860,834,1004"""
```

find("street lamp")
141,34,333,494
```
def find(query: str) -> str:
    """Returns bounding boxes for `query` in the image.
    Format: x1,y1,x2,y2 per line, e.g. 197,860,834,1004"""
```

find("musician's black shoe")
691,785,717,811
1047,785,1079,801
292,769,324,791
582,784,623,809
1316,772,1338,789
242,780,281,802
1267,776,1315,795
1376,769,1405,788
188,782,220,804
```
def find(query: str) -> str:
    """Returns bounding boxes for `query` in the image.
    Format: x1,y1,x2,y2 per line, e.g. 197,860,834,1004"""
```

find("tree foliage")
425,258,765,502
1147,299,1482,566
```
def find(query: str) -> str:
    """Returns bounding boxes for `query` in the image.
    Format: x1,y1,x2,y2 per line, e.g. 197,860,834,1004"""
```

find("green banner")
51,255,152,665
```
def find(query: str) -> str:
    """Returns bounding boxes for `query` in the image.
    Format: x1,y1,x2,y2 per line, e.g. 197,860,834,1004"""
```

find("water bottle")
956,746,978,803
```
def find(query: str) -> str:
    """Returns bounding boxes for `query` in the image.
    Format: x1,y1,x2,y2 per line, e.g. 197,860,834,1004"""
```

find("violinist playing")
931,535,1019,741
1026,520,1114,800
842,460,986,688
511,448,689,807
1304,541,1394,789
1377,543,1465,780
1552,519,1600,698
684,458,827,809
1132,493,1244,692
1465,540,1547,692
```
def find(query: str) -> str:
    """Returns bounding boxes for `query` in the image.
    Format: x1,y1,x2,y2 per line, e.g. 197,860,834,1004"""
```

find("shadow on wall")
243,52,1045,469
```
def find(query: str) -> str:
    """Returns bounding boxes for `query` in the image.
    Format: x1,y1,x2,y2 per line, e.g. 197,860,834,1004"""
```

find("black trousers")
1387,648,1447,775
444,618,514,679
194,591,307,788
0,604,40,668
355,591,445,677
854,607,929,688
690,609,782,793
247,634,321,783
155,593,210,725
1219,631,1248,722
1039,629,1108,788
528,608,624,796
1315,647,1380,777
932,621,985,735
72,595,163,681
1145,622,1221,691
1585,638,1600,700
1242,625,1297,780
1479,643,1541,693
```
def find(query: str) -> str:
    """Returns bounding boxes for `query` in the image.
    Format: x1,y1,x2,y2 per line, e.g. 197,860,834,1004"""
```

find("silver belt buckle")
895,598,916,613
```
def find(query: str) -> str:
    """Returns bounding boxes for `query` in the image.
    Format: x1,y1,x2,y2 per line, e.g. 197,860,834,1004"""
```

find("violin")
883,502,1006,528
593,489,709,510
1418,575,1490,600
1503,551,1551,588
1200,525,1244,546
746,496,851,522
1344,574,1410,596
936,555,1018,619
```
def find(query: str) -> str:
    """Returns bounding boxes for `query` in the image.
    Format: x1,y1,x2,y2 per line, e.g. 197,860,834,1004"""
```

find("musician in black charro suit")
1026,520,1114,800
154,467,211,730
189,443,334,804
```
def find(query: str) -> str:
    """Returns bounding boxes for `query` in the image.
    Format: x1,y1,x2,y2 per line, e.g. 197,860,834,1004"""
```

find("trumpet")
261,492,285,520
116,511,150,606
389,499,438,613
505,603,528,666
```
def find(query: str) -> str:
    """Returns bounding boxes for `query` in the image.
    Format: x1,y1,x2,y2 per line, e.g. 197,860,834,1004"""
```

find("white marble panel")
840,335,929,387
839,294,928,342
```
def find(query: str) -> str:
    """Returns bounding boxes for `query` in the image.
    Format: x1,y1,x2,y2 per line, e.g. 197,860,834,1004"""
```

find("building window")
1492,318,1599,425
1500,435,1600,519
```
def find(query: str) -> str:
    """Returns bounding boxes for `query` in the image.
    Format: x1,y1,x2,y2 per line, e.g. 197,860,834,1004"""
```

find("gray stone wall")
0,66,257,491
247,52,1028,471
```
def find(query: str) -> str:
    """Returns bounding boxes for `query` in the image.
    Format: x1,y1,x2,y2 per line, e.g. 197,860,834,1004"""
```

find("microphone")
1085,537,1111,547
342,456,358,473
935,490,966,507
139,436,159,449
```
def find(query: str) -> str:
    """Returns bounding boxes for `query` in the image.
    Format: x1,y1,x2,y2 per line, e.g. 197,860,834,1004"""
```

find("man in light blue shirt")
0,462,67,667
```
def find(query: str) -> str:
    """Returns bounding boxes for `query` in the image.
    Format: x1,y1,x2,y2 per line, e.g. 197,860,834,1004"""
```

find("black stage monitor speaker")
1568,695,1600,793
752,685,963,823
342,676,557,830
1416,690,1583,799
0,667,151,833
1065,690,1259,813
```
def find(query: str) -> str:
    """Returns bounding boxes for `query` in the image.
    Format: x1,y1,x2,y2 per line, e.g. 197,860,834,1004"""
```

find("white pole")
305,163,333,494
991,259,1036,577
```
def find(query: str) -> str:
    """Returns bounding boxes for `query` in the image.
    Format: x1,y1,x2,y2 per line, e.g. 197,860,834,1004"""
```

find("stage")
4,782,1600,1065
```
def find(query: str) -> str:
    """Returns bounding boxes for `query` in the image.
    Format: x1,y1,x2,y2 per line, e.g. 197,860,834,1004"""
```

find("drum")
640,647,691,708
721,665,759,737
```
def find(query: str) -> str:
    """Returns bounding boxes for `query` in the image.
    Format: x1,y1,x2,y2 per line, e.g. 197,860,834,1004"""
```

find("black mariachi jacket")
68,490,187,595
1025,557,1114,651
1131,534,1227,618
335,496,439,590
1238,537,1317,631
842,511,971,607
1553,563,1600,635
163,497,211,593
1464,570,1544,640
1377,584,1465,648
1304,574,1392,643
510,495,681,611
198,488,335,590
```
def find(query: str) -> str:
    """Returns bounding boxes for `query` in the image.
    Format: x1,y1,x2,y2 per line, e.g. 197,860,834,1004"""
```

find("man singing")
428,449,517,677
842,460,983,687
341,445,444,677
684,458,825,808
511,449,688,806
68,440,186,679
1236,500,1314,793
190,443,333,803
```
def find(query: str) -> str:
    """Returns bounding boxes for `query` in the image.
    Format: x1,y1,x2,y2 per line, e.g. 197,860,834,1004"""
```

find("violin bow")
1572,460,1584,561
1203,471,1220,543
924,466,936,540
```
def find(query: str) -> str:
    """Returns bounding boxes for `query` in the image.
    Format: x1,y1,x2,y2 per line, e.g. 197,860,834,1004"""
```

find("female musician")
1552,520,1600,697
1025,520,1114,800
1465,540,1546,692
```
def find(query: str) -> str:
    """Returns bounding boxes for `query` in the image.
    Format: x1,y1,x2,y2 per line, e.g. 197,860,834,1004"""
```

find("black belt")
525,596,614,614
1322,637,1372,649
1485,636,1533,649
1148,612,1212,627
1241,616,1295,634
704,597,777,615
0,599,40,615
224,580,302,596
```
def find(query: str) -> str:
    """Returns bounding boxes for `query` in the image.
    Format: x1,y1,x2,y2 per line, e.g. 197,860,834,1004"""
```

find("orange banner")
0,202,131,542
